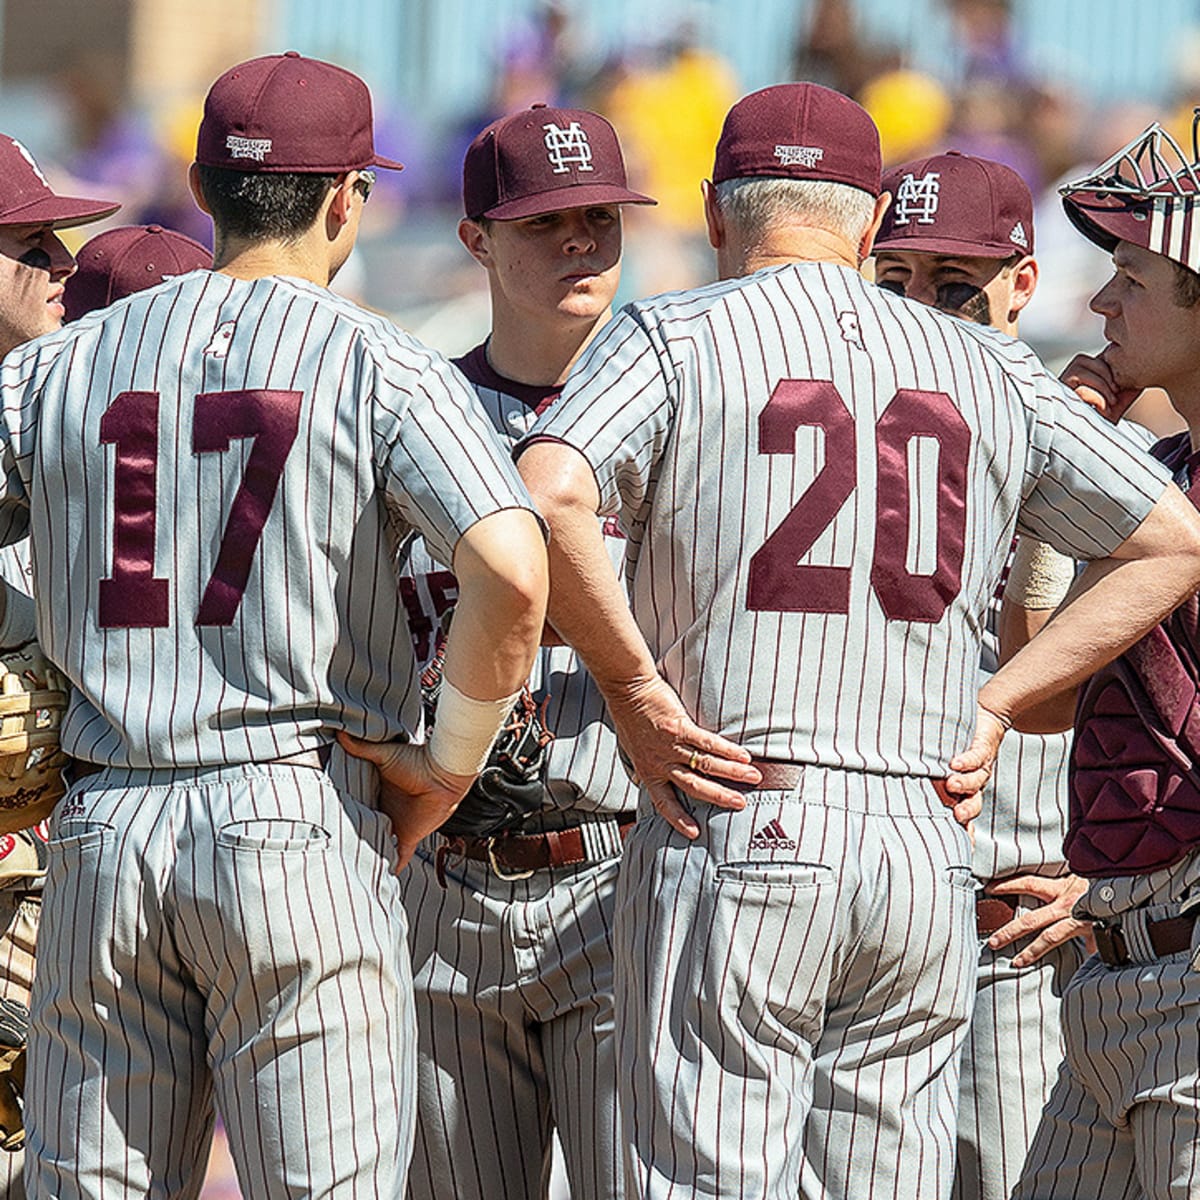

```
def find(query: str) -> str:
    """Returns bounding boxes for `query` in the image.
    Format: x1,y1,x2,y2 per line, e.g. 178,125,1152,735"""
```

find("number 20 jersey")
0,271,536,767
528,261,1170,777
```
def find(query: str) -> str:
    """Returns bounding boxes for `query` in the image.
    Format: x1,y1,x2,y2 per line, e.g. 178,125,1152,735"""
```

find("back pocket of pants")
715,861,834,889
217,819,331,853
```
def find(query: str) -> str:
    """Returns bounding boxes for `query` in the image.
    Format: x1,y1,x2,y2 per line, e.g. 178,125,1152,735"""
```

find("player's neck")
485,306,612,387
212,234,334,287
720,225,860,280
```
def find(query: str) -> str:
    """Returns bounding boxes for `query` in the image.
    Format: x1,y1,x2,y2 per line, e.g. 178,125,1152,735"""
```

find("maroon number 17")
747,379,970,623
98,388,302,629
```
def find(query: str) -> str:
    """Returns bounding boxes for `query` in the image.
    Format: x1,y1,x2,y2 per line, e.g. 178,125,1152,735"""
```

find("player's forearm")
518,442,658,698
983,488,1200,721
444,508,548,700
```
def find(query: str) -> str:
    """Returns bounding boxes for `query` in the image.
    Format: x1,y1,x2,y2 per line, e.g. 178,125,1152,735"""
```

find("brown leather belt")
1094,912,1196,967
729,759,805,792
443,813,636,882
976,894,1019,937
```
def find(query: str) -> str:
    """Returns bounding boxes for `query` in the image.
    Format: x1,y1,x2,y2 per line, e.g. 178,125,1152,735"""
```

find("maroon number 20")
98,388,302,629
747,379,969,623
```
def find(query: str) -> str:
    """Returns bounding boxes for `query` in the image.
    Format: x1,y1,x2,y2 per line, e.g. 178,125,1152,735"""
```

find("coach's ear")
188,163,211,215
859,191,891,265
702,180,724,250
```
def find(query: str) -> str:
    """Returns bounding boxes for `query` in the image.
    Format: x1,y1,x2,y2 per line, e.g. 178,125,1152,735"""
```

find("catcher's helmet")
1061,110,1200,272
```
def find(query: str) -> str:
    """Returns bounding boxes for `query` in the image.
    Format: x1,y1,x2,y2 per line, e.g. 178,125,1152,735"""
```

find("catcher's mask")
1061,109,1200,273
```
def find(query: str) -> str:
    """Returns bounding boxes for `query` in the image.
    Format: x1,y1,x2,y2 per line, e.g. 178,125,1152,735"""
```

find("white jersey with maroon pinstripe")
398,342,632,1200
401,343,636,816
530,262,1169,772
0,270,535,766
0,267,540,1200
954,548,1078,1200
0,541,34,649
528,259,1170,1200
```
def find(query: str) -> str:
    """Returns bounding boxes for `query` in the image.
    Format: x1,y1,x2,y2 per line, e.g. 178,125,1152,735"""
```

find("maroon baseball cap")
0,135,118,230
875,151,1034,258
712,83,881,197
196,51,403,174
63,224,211,321
463,104,655,220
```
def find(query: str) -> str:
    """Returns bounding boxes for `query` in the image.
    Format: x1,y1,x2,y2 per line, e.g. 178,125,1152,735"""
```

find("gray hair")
714,177,876,247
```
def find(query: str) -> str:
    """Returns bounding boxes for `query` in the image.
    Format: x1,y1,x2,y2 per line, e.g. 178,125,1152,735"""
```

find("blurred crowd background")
4,0,1200,371
2,0,1197,1192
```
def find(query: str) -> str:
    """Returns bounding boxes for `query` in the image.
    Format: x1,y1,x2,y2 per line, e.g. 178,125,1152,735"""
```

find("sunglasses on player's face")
352,169,376,203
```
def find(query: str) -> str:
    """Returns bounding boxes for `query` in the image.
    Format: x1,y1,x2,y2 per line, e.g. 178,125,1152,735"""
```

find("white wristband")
1005,537,1076,610
428,678,522,778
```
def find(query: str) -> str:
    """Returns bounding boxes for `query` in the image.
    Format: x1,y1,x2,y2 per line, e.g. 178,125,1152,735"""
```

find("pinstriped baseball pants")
399,844,624,1200
953,938,1081,1200
613,768,978,1200
23,756,414,1200
1013,944,1200,1200
0,890,38,1200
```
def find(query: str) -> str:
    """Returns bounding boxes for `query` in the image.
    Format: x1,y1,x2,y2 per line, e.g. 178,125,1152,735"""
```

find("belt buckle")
486,837,534,881
1093,919,1131,967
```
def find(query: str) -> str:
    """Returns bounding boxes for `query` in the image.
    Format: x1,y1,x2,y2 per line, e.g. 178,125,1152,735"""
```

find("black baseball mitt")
421,613,554,839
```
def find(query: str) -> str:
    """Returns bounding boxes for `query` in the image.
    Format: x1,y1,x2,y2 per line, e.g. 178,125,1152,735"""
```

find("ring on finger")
688,750,700,771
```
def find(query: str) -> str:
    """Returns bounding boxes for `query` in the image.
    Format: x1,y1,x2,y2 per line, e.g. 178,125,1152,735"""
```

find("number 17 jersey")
527,261,1169,776
0,271,536,768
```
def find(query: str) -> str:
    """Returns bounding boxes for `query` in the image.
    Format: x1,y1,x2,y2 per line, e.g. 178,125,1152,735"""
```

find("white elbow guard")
428,678,523,778
1005,537,1076,610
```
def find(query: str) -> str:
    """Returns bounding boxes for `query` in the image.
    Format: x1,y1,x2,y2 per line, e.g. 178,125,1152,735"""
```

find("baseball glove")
0,642,68,836
421,614,554,839
0,997,29,1151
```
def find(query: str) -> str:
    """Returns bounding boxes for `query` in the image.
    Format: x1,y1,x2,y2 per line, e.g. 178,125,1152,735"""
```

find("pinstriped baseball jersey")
401,343,636,815
529,262,1169,773
0,542,33,650
973,565,1072,880
0,271,536,767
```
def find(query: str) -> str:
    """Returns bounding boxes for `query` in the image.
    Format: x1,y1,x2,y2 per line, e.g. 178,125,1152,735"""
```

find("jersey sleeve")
372,348,541,568
1016,366,1171,559
522,308,676,520
0,346,34,550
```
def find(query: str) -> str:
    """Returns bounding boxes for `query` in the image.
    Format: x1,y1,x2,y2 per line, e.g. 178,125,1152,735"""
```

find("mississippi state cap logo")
775,145,824,169
543,122,594,174
226,134,273,162
893,171,941,225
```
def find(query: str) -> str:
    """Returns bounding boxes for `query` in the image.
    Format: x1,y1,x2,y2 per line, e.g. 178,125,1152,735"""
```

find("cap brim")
1060,191,1145,255
2,195,121,231
371,154,405,172
480,183,656,220
872,233,1028,258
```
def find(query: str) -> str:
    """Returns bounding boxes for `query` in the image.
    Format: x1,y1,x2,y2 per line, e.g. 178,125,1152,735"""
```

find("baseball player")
390,105,653,1200
515,83,1200,1200
62,223,211,323
0,133,116,1200
1003,115,1200,1200
0,52,548,1200
872,151,1089,1200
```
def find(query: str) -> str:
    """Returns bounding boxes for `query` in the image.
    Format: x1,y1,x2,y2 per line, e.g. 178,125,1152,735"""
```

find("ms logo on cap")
894,171,941,225
543,122,594,175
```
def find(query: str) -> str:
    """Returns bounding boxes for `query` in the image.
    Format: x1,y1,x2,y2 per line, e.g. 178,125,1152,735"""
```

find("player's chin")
557,295,611,322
